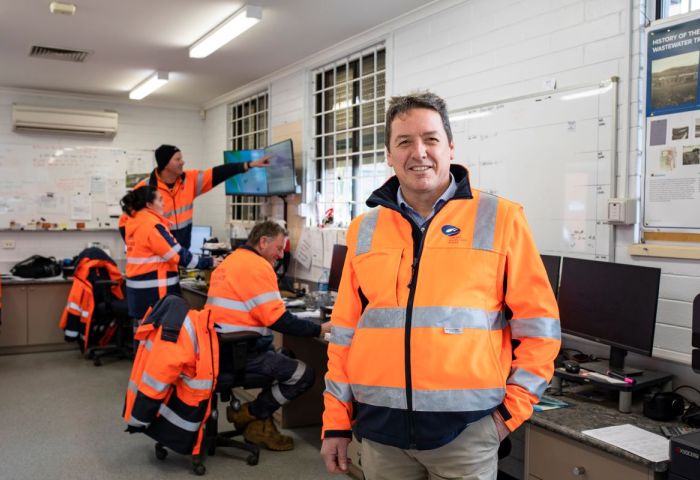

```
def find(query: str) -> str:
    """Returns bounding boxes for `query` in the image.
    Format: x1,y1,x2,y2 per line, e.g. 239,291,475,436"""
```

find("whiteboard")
0,144,153,230
450,79,617,260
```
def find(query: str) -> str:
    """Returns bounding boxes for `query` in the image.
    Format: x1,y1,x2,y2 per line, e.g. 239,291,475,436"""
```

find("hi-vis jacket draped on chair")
123,295,218,456
322,164,561,450
59,247,124,351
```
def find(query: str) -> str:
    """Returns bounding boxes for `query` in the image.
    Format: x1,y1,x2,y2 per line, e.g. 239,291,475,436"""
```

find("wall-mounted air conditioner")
11,104,118,136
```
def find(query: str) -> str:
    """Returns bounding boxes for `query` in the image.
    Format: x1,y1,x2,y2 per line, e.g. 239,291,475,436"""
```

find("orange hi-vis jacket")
322,164,561,450
59,254,124,351
124,208,213,319
123,295,218,456
119,168,214,249
205,246,286,336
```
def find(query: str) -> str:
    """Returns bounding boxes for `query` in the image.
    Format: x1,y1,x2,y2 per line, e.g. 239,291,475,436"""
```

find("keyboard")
660,425,698,438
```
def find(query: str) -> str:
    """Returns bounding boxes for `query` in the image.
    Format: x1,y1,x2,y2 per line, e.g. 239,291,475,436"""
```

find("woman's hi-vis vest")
124,208,205,319
118,169,214,248
323,185,561,450
204,246,286,335
123,295,218,456
59,257,124,351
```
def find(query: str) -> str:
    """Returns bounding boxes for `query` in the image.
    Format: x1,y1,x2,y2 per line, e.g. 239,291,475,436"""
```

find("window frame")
227,90,270,224
306,44,389,226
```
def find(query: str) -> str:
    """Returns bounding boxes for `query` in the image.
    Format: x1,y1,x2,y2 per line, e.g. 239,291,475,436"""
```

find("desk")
0,276,72,354
526,391,678,479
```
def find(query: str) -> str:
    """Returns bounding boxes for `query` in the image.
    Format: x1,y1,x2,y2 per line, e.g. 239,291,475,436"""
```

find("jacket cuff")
323,429,353,439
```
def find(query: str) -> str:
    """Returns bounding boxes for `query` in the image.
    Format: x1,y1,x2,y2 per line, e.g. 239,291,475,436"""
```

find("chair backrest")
217,332,273,394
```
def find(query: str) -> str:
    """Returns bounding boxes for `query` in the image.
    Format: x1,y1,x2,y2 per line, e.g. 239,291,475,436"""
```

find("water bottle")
318,269,330,307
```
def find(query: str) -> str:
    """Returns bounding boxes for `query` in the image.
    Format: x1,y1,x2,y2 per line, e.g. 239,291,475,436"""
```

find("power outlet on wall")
2,240,16,249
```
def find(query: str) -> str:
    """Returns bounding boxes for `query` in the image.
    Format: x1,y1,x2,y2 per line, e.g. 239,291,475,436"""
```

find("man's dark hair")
247,221,286,247
384,91,453,151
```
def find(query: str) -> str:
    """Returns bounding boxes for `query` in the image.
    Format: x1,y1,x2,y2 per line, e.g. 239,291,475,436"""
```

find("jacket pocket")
351,248,403,308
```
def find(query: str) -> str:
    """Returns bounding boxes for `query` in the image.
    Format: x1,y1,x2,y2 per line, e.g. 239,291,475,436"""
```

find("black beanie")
155,145,180,171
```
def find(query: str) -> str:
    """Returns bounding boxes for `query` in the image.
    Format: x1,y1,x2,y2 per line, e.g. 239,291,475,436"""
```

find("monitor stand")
579,361,644,377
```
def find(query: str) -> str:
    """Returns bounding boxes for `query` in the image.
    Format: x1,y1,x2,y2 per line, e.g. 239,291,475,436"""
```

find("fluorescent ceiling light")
189,5,262,59
129,71,169,100
49,1,76,15
560,83,613,101
450,111,492,121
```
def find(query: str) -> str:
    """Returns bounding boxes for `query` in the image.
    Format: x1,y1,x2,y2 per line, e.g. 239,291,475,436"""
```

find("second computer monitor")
540,254,561,297
558,257,660,372
190,225,212,256
328,244,348,292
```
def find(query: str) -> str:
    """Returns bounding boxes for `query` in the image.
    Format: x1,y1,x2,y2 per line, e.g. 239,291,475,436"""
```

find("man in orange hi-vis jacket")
320,92,561,480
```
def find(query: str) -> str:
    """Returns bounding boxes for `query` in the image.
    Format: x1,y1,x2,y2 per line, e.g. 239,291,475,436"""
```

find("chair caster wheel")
246,454,259,466
93,359,102,367
193,462,206,475
155,443,168,460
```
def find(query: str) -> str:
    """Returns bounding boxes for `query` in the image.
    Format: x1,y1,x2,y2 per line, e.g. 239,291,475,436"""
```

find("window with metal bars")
308,45,388,226
657,0,700,18
228,91,269,222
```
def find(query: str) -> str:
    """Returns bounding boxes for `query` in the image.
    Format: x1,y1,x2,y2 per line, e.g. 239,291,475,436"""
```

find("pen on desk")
606,370,635,384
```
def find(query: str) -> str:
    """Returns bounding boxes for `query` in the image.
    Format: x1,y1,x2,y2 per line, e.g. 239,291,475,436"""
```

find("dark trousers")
245,350,315,419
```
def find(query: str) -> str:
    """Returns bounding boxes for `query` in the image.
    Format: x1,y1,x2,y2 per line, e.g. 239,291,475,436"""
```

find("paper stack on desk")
582,424,669,462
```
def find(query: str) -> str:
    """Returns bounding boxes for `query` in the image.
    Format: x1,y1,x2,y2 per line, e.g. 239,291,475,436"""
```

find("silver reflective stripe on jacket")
358,307,506,331
164,204,193,218
510,317,561,340
207,291,281,312
196,171,206,196
126,276,180,289
141,372,169,394
355,208,380,255
507,367,548,399
67,301,89,318
213,323,272,336
182,316,199,354
330,326,354,346
350,384,505,412
158,404,201,432
325,378,353,402
472,192,498,251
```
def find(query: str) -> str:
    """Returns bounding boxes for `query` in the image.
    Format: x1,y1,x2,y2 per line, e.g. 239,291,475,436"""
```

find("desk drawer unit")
525,424,654,480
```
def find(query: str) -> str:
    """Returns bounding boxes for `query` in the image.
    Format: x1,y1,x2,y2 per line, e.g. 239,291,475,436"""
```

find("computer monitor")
540,254,561,297
190,225,212,256
224,139,296,196
328,244,348,293
558,257,661,374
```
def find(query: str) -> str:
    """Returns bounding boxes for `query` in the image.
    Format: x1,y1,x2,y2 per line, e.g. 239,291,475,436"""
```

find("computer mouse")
563,360,580,374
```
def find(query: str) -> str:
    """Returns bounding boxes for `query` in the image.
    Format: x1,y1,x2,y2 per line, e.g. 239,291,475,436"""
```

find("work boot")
244,417,294,451
226,402,257,431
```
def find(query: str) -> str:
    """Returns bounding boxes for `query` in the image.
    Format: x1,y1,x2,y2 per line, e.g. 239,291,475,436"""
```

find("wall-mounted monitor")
224,139,296,196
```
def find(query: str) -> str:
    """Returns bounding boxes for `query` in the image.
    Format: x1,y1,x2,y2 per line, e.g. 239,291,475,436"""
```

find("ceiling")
0,0,434,107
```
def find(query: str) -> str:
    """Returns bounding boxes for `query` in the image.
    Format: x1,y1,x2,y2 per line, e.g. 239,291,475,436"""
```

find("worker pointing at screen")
119,144,271,248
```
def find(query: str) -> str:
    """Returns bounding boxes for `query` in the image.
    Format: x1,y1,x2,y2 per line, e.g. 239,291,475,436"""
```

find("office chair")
155,331,274,475
60,247,130,366
85,272,130,366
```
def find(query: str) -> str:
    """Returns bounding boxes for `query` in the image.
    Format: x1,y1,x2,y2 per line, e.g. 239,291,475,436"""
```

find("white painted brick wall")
0,89,204,273
200,0,698,365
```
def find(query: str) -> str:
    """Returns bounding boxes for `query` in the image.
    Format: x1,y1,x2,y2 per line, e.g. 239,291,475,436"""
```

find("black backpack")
11,255,62,278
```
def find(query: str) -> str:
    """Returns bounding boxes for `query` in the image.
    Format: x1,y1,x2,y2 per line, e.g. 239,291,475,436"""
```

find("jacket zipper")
404,220,430,450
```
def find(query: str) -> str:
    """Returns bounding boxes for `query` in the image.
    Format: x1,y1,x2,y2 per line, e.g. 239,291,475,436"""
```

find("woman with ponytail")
121,185,221,321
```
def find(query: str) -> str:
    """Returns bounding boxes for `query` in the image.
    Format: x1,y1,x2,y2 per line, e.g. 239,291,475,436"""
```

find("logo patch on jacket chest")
441,225,461,236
